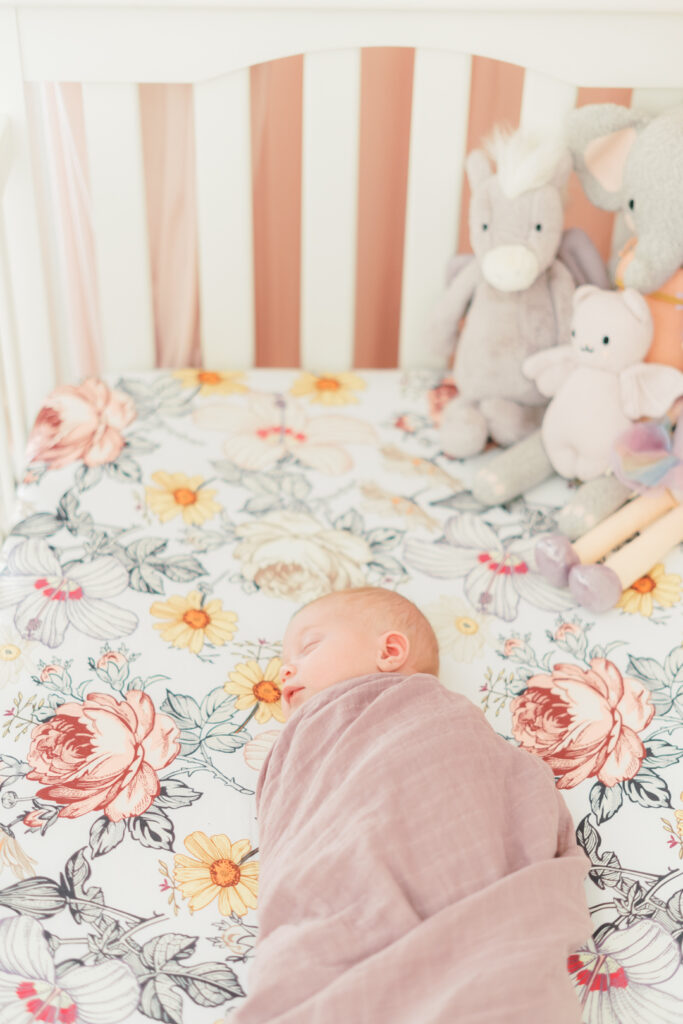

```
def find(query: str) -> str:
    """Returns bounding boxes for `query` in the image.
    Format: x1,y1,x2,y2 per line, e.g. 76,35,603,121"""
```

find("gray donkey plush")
427,130,607,459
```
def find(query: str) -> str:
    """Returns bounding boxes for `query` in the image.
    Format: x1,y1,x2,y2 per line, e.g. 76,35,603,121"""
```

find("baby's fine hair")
300,586,440,676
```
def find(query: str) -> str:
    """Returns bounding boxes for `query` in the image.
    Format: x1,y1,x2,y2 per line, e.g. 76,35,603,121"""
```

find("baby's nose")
280,664,295,683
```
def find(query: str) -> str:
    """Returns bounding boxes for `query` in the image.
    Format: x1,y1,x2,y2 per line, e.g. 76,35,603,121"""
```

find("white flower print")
568,919,682,1023
424,596,492,663
404,513,575,621
0,618,38,686
234,511,371,602
194,393,377,474
0,538,138,648
0,915,139,1023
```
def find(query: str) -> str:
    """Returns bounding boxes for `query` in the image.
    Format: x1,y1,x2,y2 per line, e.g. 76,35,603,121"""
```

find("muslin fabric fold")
230,671,592,1023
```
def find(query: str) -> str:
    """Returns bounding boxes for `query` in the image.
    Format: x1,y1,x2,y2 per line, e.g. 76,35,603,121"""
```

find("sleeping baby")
278,585,440,718
229,586,592,1024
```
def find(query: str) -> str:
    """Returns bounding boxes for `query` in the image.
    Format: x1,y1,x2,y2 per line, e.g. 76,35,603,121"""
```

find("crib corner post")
0,6,58,447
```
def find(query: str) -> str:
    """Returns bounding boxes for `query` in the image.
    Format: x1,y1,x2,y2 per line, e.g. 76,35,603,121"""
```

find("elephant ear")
619,364,683,420
566,103,650,212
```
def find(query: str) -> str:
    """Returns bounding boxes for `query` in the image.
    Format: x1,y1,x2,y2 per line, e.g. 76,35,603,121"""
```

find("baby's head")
279,586,439,718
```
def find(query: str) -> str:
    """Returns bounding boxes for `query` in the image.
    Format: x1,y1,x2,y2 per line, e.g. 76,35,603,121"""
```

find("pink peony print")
511,658,655,788
27,690,180,821
26,378,136,469
427,378,458,426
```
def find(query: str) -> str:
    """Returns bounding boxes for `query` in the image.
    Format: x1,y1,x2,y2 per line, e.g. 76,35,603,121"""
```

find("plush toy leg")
439,398,489,458
536,489,676,588
479,398,544,448
557,476,633,540
471,429,552,506
569,500,683,613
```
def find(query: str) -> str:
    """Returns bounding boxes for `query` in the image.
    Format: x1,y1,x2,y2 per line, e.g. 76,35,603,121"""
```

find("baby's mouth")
282,685,304,704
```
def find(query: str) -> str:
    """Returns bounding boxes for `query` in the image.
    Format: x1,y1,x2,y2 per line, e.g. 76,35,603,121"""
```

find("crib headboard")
1,0,682,530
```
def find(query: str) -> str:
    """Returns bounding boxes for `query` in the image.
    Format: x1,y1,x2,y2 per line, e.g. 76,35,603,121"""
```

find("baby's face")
279,600,382,719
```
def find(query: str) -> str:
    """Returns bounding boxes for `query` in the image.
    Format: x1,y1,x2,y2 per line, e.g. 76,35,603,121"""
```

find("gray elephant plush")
568,103,683,294
427,130,604,460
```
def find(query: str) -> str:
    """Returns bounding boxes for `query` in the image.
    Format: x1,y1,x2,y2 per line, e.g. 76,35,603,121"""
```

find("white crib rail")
300,49,360,372
81,83,156,373
0,109,31,538
194,70,255,369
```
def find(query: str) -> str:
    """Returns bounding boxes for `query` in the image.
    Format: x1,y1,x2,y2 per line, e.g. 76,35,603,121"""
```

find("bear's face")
570,286,652,373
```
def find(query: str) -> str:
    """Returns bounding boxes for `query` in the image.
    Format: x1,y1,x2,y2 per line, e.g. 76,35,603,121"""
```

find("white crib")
1,0,682,535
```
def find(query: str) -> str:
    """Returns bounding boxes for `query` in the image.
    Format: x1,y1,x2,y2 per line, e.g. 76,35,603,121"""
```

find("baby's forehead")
284,596,362,642
285,601,338,637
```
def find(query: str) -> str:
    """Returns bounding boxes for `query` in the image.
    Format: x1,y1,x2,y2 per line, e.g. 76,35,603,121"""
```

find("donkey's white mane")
485,127,567,198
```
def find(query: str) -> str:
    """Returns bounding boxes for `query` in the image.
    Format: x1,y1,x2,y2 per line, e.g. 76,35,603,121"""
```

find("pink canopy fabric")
230,671,592,1023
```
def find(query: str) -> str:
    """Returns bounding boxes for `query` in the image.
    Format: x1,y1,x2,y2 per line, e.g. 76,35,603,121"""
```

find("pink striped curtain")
34,53,631,375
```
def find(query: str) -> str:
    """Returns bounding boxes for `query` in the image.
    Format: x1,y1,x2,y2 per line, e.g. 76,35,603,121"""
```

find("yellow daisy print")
290,372,366,405
617,563,681,617
174,832,258,917
224,658,285,724
173,368,248,395
425,596,491,663
150,591,237,654
0,621,37,686
146,471,222,525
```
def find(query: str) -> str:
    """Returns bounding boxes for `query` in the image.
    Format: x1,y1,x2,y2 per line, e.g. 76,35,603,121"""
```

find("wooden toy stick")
573,488,677,564
604,501,683,588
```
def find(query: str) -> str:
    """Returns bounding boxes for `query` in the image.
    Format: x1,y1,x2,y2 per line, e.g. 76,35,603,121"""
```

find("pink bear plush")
522,285,683,481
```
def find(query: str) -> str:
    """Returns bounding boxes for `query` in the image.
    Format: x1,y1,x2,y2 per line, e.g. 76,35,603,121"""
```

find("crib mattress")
0,367,681,1024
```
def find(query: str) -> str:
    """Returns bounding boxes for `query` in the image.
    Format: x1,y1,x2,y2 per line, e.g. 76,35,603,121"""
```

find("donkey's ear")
551,150,573,191
466,149,492,190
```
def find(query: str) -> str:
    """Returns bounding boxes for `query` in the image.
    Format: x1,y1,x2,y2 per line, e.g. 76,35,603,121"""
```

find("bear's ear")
572,284,603,309
620,287,651,324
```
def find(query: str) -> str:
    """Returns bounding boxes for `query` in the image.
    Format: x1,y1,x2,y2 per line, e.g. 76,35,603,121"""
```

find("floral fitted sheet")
0,366,681,1024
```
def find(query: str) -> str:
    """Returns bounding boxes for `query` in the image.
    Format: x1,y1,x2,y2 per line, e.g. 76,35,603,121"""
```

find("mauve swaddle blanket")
229,672,592,1024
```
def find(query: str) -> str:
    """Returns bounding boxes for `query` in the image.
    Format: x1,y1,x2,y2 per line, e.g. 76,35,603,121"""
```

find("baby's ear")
377,631,411,672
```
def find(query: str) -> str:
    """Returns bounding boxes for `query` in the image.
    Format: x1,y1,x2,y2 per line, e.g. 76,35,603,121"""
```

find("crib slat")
519,69,577,134
81,83,155,372
0,201,20,534
0,225,28,472
0,398,15,537
300,49,360,371
194,71,255,369
0,114,11,193
399,49,471,369
0,112,28,476
0,8,57,435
